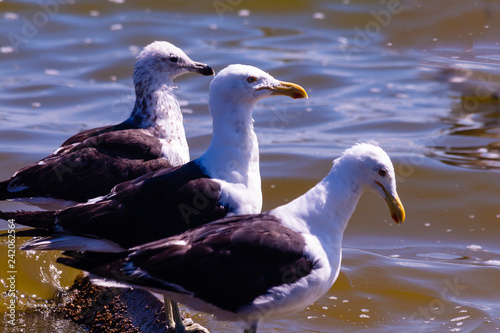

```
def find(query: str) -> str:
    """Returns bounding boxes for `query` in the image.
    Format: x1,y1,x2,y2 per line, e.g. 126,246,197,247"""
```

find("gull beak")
189,61,215,76
266,81,308,99
375,181,405,224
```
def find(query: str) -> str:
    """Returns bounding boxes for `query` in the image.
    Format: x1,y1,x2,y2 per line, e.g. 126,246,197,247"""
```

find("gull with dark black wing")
52,143,405,333
0,41,214,209
1,64,308,333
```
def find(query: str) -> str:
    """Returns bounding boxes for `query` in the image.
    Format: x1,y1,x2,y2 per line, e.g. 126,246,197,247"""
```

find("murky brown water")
1,0,500,332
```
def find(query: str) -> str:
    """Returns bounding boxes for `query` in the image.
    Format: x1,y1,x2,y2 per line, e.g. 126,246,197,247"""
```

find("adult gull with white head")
50,143,405,333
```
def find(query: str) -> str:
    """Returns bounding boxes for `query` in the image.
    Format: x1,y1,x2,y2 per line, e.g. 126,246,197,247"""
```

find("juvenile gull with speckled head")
0,41,214,209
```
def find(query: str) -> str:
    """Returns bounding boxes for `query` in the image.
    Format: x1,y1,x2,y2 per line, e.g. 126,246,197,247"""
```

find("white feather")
234,143,400,322
196,65,293,215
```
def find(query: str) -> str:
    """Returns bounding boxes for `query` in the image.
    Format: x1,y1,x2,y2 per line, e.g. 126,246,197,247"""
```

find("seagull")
3,64,308,250
0,41,214,209
1,64,308,333
47,143,405,333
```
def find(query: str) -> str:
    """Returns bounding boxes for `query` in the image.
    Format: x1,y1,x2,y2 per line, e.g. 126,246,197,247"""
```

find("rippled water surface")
1,0,500,332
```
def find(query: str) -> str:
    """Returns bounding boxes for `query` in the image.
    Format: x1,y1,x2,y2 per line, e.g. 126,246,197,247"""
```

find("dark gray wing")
5,160,228,248
60,121,136,146
0,129,172,202
58,214,315,313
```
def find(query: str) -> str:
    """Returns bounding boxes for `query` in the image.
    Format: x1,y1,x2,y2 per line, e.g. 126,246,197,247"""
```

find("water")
1,0,500,332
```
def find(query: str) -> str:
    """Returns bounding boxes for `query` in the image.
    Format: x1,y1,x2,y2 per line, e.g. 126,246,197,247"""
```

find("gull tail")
57,251,129,282
21,235,125,253
0,177,36,201
0,179,13,200
0,210,57,230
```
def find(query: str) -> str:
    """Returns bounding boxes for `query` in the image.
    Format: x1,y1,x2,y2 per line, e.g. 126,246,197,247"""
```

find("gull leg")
164,296,177,332
171,301,210,333
163,296,209,333
170,301,184,332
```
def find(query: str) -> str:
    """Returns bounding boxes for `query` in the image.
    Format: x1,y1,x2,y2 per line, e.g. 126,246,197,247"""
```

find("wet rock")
61,273,169,333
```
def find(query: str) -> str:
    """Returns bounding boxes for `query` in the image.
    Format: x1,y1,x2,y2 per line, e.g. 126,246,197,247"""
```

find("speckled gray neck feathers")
127,63,189,164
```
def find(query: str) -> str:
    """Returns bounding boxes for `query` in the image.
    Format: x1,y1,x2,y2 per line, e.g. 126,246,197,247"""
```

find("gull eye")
169,56,179,63
247,76,257,83
378,169,387,177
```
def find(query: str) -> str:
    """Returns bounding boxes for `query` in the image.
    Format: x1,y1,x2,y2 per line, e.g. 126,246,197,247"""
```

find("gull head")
336,143,405,224
209,64,308,109
134,41,214,85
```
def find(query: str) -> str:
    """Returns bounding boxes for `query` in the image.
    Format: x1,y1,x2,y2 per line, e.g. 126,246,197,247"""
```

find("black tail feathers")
0,210,56,229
